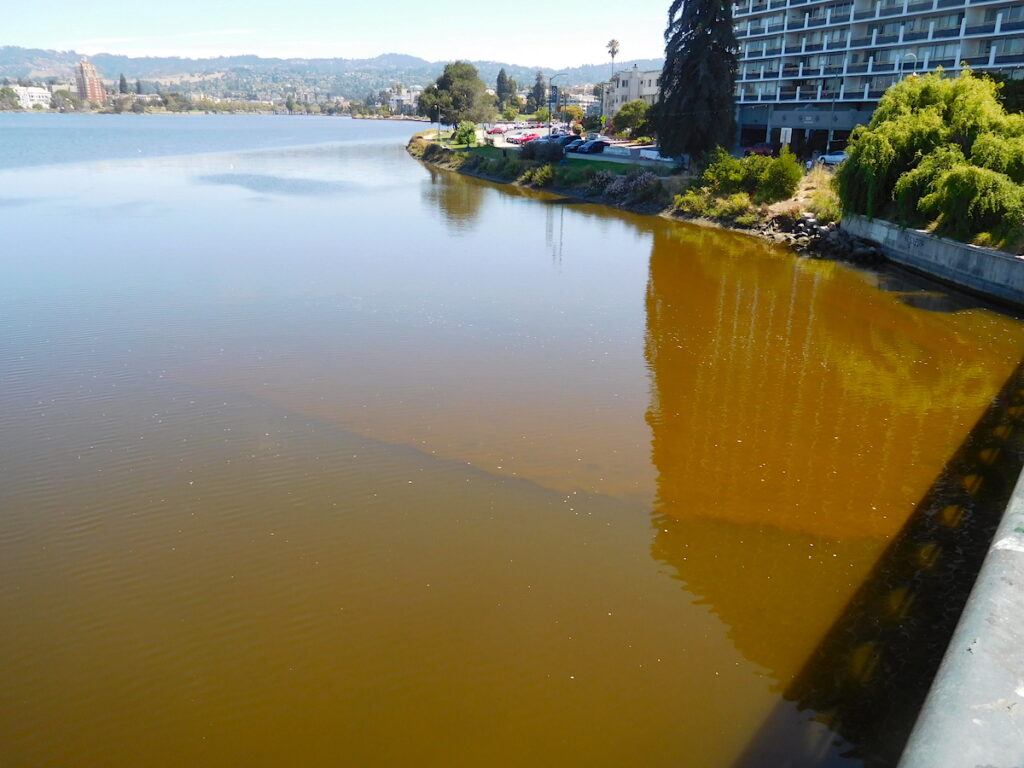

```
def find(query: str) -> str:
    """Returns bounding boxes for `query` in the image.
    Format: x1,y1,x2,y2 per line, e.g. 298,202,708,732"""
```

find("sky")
5,0,671,68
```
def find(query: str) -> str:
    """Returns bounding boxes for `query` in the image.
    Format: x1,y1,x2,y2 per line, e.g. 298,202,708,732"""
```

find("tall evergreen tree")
653,0,738,157
530,72,546,114
496,68,511,107
135,79,143,95
119,74,129,94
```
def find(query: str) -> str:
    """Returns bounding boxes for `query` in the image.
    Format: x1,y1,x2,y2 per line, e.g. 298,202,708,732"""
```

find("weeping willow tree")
838,69,1024,247
653,0,738,157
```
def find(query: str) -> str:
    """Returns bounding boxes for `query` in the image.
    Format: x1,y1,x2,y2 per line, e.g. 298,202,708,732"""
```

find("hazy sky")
6,0,671,68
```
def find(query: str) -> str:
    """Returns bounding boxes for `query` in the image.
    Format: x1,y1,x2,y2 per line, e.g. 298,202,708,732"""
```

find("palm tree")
606,39,620,79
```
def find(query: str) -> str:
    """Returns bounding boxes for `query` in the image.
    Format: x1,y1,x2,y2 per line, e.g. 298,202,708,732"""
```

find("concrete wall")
898,465,1024,768
842,214,1024,307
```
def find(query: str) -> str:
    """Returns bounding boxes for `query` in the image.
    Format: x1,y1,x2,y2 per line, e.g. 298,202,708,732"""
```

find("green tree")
417,61,496,126
535,106,551,122
530,72,546,114
653,0,738,157
496,68,512,107
119,74,128,94
837,69,1024,246
613,99,650,135
452,120,477,146
0,86,20,111
563,104,584,123
135,79,143,95
285,95,298,113
50,89,82,112
501,103,519,121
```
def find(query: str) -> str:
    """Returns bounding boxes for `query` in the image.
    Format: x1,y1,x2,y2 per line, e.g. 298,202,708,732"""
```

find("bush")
526,164,554,187
734,212,759,227
709,192,754,219
452,121,477,146
674,187,712,217
520,140,564,162
693,146,801,205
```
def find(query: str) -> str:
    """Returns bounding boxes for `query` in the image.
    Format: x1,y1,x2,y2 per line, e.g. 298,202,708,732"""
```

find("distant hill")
0,45,663,97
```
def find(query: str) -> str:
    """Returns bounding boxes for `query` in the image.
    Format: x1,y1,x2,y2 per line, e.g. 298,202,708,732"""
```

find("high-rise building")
76,58,107,103
732,0,1024,154
603,65,662,116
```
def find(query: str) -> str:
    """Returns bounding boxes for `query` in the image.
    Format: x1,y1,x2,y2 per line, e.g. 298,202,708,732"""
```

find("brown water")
2,116,1023,767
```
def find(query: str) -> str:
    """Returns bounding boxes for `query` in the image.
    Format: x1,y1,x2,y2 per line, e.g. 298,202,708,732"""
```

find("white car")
819,150,848,166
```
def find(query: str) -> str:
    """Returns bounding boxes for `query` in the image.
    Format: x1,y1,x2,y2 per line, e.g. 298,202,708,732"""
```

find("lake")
2,113,1022,767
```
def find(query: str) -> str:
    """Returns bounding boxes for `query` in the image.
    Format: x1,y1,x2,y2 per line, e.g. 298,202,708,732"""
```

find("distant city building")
11,85,51,109
384,85,423,115
75,58,106,103
603,65,661,115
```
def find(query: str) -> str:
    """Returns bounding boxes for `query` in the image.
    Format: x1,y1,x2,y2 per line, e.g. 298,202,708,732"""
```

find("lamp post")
901,52,918,79
548,72,567,136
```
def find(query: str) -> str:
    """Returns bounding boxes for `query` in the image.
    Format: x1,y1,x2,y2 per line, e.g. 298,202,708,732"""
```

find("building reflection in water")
642,223,1024,766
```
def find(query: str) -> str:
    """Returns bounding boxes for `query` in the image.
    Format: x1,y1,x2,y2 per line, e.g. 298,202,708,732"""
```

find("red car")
486,126,507,134
518,132,541,144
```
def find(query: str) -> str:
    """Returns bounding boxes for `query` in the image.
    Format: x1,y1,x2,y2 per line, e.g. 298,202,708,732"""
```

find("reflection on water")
3,123,1024,768
198,173,352,196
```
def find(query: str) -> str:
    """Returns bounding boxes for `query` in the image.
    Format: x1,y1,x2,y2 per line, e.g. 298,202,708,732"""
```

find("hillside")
0,45,662,98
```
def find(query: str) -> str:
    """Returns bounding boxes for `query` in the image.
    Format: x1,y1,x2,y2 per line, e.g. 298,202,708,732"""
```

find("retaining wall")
841,214,1024,307
898,466,1024,768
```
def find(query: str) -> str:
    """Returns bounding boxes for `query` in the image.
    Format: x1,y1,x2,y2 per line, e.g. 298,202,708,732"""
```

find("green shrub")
530,164,553,187
757,149,803,203
734,212,759,227
674,188,712,216
452,121,477,146
709,192,753,219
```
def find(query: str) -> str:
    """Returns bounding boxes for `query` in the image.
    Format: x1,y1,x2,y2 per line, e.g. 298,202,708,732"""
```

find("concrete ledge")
841,214,1024,307
898,467,1024,768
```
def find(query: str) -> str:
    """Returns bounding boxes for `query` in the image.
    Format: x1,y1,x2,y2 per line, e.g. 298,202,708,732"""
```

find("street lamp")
901,52,918,79
548,72,567,135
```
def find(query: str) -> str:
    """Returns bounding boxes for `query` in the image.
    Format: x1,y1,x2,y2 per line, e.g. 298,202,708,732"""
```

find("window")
986,5,1024,22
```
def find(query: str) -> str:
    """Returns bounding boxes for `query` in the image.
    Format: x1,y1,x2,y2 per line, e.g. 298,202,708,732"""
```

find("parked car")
546,134,580,147
744,142,779,156
564,139,585,153
486,126,508,134
509,132,541,145
818,150,848,166
577,140,609,154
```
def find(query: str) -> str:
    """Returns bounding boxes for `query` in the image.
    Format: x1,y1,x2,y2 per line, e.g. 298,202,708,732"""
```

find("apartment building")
75,58,107,103
733,0,1024,152
603,65,662,115
10,85,51,109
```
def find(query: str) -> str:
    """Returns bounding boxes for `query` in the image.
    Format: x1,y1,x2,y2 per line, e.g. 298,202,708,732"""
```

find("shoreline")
407,134,877,265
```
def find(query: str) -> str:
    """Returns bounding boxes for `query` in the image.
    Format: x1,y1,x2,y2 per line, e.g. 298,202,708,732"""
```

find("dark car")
548,134,581,147
564,139,585,153
744,142,779,157
577,140,609,154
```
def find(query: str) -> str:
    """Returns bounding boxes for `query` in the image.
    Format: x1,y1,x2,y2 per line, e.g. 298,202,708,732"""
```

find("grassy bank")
407,133,843,245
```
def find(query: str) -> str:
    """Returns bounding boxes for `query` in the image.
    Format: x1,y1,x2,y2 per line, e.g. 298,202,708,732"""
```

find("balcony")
964,22,997,34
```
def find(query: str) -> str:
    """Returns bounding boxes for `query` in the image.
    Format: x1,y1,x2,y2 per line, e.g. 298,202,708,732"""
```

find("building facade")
733,0,1024,152
603,66,661,115
76,58,107,103
11,85,51,109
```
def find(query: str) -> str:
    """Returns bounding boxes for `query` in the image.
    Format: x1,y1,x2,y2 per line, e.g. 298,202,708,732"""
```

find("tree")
0,86,20,111
613,99,650,135
496,68,512,107
119,74,128,94
535,106,551,122
653,0,738,157
501,103,519,121
51,89,82,112
135,79,143,95
417,61,496,126
607,39,620,77
563,104,584,123
528,72,546,114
